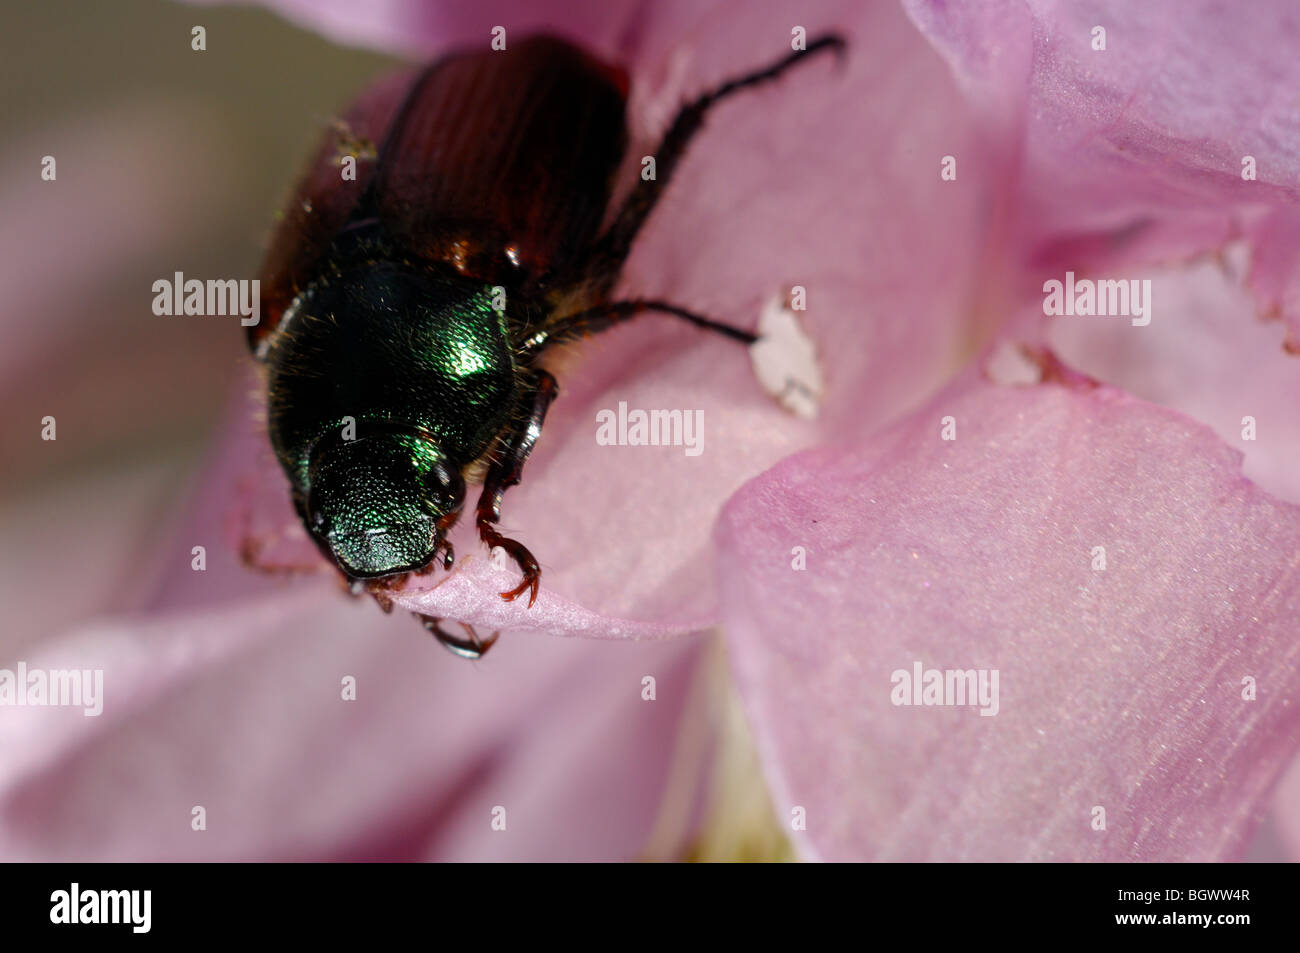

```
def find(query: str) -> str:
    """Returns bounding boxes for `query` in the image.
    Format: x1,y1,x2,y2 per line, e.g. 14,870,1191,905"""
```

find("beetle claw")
416,614,499,659
499,572,539,607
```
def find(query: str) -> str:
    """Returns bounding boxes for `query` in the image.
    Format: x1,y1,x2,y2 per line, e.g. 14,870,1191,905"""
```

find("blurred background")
1,0,400,650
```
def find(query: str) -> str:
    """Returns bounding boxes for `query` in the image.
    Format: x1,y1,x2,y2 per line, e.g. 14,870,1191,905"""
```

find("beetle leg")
527,298,756,360
474,369,558,606
416,614,500,659
585,34,845,292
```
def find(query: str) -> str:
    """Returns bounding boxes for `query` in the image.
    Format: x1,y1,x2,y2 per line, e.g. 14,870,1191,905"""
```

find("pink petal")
904,0,1300,348
716,370,1300,861
0,585,704,861
1045,248,1300,504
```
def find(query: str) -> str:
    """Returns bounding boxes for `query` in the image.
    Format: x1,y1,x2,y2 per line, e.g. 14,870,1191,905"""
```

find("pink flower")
4,0,1299,860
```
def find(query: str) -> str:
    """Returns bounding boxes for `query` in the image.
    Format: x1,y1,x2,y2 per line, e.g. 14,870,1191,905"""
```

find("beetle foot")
416,615,499,659
479,526,540,607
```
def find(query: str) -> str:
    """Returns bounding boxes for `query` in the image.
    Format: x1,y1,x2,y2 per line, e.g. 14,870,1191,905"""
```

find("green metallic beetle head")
304,424,464,579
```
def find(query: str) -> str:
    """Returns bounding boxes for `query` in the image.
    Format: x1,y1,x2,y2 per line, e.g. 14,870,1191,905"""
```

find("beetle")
248,33,844,657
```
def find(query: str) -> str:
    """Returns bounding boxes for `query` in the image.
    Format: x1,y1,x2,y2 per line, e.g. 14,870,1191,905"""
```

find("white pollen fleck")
749,295,824,419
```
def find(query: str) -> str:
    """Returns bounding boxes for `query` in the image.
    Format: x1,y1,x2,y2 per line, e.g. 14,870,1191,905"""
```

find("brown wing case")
253,36,629,351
